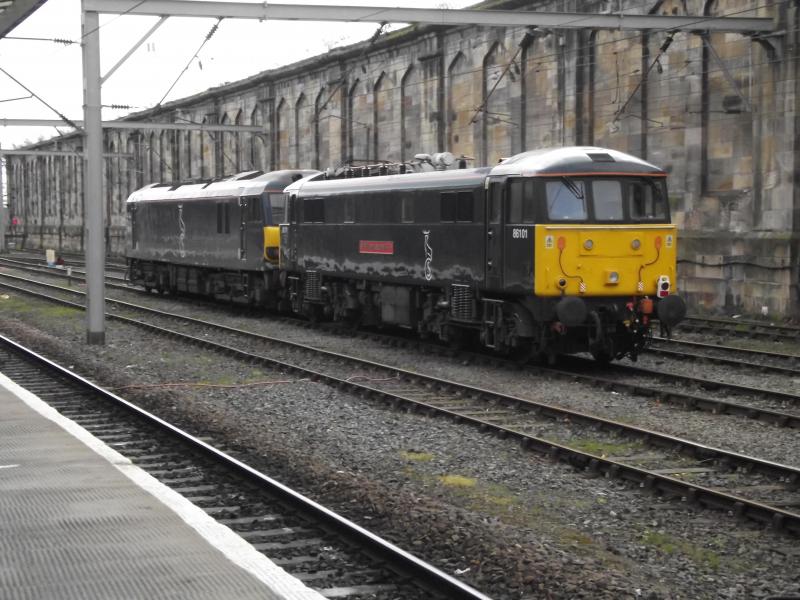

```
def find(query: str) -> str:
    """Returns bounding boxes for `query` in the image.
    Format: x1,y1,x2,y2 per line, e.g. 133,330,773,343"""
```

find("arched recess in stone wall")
160,129,173,182
178,130,190,180
146,132,157,183
249,104,266,171
482,41,513,165
116,134,128,211
295,93,313,168
75,153,84,226
315,88,329,170
447,52,476,160
106,140,117,226
523,31,564,150
591,29,643,154
126,137,138,196
55,154,64,224
200,116,215,179
36,158,45,245
316,85,344,169
275,98,290,170
42,156,51,221
57,155,67,247
373,71,397,163
220,113,234,174
400,64,421,162
233,110,243,172
701,0,754,211
348,78,371,163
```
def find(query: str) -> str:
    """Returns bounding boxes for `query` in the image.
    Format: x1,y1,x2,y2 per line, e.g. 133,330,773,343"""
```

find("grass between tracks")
399,448,744,573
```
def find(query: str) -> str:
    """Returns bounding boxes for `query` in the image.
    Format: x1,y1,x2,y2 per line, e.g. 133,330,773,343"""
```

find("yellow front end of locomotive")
263,225,281,264
534,224,677,297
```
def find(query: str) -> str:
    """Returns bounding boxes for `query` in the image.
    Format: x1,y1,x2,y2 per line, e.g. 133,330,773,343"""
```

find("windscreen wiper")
560,176,584,199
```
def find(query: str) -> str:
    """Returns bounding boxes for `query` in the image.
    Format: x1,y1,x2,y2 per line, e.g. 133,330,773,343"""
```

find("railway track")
2,265,798,424
678,315,800,345
0,256,128,283
647,337,800,375
3,249,128,271
0,334,490,600
4,269,798,429
1,273,799,535
5,256,800,373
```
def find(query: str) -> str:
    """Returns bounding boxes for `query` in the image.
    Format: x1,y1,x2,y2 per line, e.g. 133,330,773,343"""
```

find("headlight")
583,239,594,250
605,270,620,285
631,238,641,250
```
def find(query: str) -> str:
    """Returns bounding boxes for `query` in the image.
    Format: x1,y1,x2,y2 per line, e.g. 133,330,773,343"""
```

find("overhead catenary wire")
154,17,223,108
3,36,76,45
0,65,82,131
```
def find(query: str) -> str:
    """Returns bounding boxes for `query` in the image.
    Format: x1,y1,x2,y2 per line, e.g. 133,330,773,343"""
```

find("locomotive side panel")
129,196,254,271
292,185,486,287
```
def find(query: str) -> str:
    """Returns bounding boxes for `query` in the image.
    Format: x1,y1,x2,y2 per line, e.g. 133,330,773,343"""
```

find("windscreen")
506,177,669,223
265,193,287,224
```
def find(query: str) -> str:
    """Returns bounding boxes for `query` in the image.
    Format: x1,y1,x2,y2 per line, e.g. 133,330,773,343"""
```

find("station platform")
0,373,325,600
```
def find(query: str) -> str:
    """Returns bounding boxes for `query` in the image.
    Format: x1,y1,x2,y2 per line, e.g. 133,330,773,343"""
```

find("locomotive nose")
656,294,687,327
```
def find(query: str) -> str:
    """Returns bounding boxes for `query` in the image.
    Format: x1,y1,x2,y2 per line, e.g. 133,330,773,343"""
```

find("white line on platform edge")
0,372,327,600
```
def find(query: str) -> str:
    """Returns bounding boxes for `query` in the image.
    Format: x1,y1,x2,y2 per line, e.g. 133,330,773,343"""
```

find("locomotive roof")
285,147,664,197
490,146,666,177
126,169,319,203
285,166,492,196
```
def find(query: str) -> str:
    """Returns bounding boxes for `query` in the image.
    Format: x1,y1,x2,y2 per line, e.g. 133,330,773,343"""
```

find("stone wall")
5,0,799,317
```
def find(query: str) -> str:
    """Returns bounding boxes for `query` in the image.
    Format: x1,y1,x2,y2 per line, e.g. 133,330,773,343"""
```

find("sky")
0,0,474,150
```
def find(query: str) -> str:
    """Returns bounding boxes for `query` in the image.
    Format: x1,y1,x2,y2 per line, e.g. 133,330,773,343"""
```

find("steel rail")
0,257,128,278
644,343,800,377
0,333,493,600
563,356,800,407
1,275,799,535
4,250,128,268
653,336,800,363
679,316,800,343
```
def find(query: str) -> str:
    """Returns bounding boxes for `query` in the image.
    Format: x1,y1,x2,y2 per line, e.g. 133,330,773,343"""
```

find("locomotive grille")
450,284,476,322
305,271,321,301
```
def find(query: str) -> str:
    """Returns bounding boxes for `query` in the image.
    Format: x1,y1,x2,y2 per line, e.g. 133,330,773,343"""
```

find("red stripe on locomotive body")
359,240,394,255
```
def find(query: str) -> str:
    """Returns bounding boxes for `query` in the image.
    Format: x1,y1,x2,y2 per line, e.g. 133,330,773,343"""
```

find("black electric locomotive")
127,147,686,361
127,169,317,302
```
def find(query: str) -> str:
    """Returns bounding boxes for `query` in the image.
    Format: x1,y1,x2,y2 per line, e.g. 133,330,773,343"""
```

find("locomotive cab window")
628,179,668,220
592,180,624,221
507,179,536,223
546,179,587,221
268,193,286,224
243,196,262,221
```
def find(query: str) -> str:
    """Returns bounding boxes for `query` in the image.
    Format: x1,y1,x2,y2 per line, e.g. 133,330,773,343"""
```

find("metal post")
82,4,105,344
0,143,6,254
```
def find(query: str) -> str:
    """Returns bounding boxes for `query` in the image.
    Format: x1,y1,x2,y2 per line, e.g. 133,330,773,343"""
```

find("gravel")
1,280,800,599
